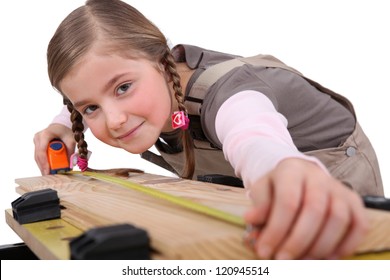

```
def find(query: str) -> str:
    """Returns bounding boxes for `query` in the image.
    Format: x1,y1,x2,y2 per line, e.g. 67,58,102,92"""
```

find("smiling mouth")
117,122,144,140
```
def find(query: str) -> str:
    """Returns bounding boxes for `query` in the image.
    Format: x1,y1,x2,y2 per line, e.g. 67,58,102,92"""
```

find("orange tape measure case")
47,140,71,174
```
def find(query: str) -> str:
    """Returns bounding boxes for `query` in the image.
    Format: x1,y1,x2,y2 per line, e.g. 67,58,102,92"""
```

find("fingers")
332,192,369,259
244,158,368,260
244,176,272,227
252,166,304,259
62,135,76,162
304,187,368,259
303,192,350,259
274,178,330,259
33,131,51,175
33,124,75,175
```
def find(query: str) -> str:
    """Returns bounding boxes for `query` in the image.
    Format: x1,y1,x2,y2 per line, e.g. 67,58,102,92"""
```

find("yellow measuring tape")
69,170,246,227
65,171,390,260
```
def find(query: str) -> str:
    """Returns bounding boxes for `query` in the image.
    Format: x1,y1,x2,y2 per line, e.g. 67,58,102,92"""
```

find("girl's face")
60,49,173,154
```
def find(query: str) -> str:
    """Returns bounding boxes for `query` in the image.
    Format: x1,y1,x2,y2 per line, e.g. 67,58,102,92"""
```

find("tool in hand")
47,139,71,174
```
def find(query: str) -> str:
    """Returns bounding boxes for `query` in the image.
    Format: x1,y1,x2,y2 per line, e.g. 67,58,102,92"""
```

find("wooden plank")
5,209,82,260
6,208,390,260
8,171,390,259
355,208,390,254
13,172,256,259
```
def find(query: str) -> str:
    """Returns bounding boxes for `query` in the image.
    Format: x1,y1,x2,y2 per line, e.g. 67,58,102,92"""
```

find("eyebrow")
73,73,129,109
103,72,128,93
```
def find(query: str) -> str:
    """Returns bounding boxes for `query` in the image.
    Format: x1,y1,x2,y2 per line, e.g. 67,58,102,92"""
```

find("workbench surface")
5,170,390,260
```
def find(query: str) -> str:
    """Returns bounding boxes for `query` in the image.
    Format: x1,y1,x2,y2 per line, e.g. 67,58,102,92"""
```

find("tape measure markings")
68,171,246,227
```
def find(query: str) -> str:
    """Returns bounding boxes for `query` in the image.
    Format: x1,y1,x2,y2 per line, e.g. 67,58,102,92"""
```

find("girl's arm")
51,105,73,128
215,90,327,187
215,90,368,260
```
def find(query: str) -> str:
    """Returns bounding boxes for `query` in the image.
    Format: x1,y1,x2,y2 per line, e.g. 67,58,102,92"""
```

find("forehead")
66,43,159,78
59,49,162,99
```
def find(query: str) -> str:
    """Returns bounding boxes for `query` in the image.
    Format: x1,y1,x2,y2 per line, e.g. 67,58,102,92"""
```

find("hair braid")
162,49,195,179
63,98,89,161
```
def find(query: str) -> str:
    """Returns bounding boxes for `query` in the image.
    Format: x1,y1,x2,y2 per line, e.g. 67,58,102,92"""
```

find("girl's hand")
33,123,75,175
244,158,369,259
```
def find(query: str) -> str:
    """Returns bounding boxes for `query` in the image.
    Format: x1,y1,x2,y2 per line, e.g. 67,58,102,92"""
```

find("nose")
106,109,127,130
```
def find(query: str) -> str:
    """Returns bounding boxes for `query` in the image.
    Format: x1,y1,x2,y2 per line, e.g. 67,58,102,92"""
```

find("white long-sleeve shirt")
215,90,327,187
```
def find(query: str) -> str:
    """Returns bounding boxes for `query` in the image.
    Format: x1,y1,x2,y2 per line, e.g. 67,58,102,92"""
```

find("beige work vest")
157,54,384,196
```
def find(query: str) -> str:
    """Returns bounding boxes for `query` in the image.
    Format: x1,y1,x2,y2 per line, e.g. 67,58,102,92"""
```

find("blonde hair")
48,0,194,178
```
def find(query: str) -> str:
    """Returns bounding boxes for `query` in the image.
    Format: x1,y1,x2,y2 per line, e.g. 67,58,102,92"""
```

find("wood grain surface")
6,170,390,259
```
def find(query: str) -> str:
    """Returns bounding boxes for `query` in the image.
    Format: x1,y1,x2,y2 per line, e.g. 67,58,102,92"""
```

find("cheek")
90,128,104,141
145,83,172,124
148,99,171,131
86,121,114,146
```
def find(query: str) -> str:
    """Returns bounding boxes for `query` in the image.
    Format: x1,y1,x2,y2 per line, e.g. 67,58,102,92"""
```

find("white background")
0,0,389,247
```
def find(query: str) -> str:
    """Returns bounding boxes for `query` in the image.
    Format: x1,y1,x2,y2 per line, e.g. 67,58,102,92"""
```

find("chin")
122,143,154,155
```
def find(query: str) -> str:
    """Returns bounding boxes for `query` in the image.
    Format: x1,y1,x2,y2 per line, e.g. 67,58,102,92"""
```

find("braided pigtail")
162,49,195,179
64,98,89,171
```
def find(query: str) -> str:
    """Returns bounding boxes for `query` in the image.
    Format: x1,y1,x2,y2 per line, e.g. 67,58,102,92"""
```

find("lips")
117,122,144,140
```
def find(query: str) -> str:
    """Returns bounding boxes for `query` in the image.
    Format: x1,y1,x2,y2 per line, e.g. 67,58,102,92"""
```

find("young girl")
33,0,383,259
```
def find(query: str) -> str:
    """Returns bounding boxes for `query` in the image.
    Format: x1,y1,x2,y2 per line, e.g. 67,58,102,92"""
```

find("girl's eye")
84,105,98,115
117,83,131,95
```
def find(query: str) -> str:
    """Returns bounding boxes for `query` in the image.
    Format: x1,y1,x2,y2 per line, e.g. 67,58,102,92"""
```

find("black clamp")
197,174,244,188
363,195,390,211
70,224,151,260
11,189,61,224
